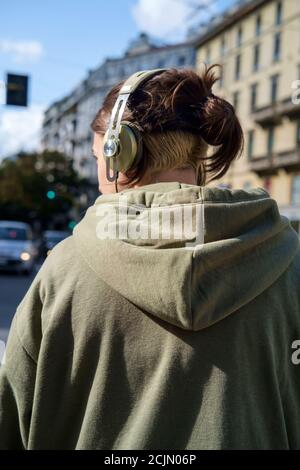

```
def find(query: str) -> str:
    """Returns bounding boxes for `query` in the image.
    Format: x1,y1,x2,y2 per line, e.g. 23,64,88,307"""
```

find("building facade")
195,0,300,232
42,1,300,231
42,33,196,183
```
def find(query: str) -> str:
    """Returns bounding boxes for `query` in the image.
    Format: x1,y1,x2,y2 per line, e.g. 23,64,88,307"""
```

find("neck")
134,167,197,188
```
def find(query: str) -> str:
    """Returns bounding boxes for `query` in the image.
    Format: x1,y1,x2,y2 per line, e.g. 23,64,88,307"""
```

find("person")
0,66,299,450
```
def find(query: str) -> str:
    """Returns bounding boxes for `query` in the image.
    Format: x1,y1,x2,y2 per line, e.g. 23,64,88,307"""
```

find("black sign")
6,73,29,107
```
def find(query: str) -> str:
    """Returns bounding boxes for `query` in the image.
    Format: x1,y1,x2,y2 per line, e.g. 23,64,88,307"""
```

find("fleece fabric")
0,182,300,449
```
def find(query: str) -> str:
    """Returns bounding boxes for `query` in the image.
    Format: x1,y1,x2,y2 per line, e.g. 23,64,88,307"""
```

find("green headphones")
103,68,167,182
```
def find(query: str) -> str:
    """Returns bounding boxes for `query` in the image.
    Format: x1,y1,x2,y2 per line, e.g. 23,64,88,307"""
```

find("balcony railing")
249,148,300,174
248,155,274,175
273,148,300,170
251,103,282,127
252,98,300,127
280,97,300,119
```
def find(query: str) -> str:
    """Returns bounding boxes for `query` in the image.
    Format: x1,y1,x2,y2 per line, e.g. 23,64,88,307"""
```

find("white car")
0,221,36,275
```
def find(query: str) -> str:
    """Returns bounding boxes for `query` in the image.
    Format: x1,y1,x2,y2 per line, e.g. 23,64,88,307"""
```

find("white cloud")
0,105,45,158
0,39,44,63
131,0,215,40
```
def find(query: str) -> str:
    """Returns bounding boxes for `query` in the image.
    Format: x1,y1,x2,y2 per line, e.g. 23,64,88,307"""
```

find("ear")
120,121,143,168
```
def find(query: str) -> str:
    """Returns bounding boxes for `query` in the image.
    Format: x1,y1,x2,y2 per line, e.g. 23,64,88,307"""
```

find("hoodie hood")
73,182,299,331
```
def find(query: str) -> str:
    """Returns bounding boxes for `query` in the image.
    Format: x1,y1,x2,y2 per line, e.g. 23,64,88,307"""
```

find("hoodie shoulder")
36,233,94,305
39,235,77,279
12,234,95,362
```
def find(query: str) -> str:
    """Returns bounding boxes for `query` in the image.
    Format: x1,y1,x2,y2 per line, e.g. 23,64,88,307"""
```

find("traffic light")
68,220,77,230
6,73,29,107
46,190,56,200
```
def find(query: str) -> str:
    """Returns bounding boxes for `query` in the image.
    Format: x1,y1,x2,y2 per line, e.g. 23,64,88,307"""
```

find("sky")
0,0,234,158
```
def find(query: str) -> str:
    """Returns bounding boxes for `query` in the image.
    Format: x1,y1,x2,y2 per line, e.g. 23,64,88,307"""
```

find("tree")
0,150,87,229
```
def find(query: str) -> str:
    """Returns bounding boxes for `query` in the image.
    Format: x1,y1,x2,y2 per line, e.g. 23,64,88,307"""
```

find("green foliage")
0,150,85,225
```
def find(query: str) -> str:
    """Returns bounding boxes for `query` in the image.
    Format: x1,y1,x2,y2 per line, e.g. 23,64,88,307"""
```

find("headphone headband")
103,68,168,184
103,68,167,160
119,68,167,95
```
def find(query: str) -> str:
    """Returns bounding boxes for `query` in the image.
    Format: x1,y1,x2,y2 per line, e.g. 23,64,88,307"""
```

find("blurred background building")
41,0,300,232
196,0,300,232
41,33,196,183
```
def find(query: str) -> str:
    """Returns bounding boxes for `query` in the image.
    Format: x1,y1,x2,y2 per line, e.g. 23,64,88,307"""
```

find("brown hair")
91,65,244,186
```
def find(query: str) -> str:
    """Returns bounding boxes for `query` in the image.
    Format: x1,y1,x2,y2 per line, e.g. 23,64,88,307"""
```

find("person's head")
91,65,244,194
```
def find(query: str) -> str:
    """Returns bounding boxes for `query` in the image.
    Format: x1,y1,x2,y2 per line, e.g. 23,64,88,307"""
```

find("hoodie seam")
194,196,270,204
95,195,269,209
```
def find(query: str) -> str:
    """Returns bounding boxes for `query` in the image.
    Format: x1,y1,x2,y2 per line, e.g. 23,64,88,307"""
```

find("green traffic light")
46,190,56,200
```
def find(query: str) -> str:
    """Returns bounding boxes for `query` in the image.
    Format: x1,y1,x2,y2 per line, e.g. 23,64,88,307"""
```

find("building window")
205,46,211,64
273,32,281,62
270,74,279,103
219,64,225,88
233,91,240,112
276,1,282,26
250,83,258,112
220,36,226,57
235,54,241,80
236,26,243,47
177,56,186,66
253,43,260,71
255,14,262,36
291,175,300,206
54,133,59,147
267,126,275,155
248,130,255,160
119,66,125,77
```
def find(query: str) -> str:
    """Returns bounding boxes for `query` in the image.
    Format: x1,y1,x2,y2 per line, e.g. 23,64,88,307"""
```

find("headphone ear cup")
116,121,143,172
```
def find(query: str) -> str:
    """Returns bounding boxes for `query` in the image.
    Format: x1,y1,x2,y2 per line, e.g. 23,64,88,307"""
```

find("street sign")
6,73,29,107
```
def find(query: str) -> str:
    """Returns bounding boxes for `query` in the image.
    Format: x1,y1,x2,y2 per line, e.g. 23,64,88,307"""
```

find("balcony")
249,148,300,174
251,103,282,127
252,98,300,127
248,155,274,175
273,148,300,171
280,97,300,120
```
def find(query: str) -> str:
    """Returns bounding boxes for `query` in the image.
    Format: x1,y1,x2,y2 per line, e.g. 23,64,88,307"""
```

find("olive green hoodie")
0,182,300,449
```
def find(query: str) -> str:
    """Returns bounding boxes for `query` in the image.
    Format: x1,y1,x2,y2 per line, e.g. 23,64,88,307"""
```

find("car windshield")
0,227,28,241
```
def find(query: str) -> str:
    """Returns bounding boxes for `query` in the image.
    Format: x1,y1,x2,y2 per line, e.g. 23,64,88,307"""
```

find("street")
0,269,37,343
